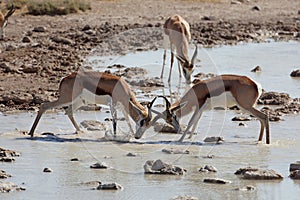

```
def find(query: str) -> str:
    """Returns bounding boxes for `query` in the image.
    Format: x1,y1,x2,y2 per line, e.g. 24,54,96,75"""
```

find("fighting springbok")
29,71,156,137
0,4,15,40
135,75,270,144
161,14,197,84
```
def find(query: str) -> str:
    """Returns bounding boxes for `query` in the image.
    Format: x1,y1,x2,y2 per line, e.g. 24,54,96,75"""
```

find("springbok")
0,4,15,40
135,75,270,144
29,71,157,137
161,14,197,84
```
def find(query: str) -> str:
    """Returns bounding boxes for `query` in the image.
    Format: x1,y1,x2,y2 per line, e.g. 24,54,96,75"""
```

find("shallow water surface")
1,41,300,200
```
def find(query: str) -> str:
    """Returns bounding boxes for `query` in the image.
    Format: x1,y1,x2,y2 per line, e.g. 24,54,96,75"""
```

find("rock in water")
144,159,186,175
235,167,283,180
203,178,231,184
96,182,122,190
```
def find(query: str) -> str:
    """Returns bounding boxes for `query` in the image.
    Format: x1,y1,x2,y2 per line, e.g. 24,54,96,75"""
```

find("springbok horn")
147,97,157,119
191,43,198,65
5,4,15,20
157,95,171,110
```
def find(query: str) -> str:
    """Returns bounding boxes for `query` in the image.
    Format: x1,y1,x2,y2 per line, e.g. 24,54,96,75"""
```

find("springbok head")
176,44,198,84
134,96,182,139
133,97,158,139
0,4,15,40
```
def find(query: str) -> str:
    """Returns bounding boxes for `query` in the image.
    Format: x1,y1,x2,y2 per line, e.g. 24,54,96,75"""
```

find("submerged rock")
235,167,283,180
170,195,199,200
289,170,300,180
203,178,231,184
0,170,11,179
0,147,20,157
43,168,53,173
251,66,262,72
144,159,186,175
290,161,300,171
80,120,106,131
199,165,218,173
162,148,189,154
90,162,108,169
0,182,25,193
0,157,15,162
235,185,256,191
153,122,178,133
290,69,300,77
96,182,123,190
203,136,224,143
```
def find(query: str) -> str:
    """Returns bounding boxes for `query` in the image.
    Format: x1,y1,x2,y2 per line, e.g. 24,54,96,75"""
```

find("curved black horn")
147,97,157,109
157,95,171,110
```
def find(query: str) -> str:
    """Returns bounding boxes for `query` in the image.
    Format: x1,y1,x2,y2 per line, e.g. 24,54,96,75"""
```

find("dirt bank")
0,0,299,112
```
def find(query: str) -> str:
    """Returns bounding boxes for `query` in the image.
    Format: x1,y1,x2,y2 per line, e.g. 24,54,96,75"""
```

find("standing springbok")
161,14,197,84
135,75,270,144
0,4,15,40
29,71,157,138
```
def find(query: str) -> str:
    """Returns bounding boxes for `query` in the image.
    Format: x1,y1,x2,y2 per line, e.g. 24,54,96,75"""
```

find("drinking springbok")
29,71,157,138
135,75,270,144
161,14,197,84
0,4,15,40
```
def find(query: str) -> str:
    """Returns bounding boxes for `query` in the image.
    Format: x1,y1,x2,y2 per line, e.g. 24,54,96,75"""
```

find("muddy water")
1,41,300,199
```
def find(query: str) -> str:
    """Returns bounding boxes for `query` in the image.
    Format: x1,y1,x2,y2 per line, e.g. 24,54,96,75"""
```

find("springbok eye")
139,119,145,127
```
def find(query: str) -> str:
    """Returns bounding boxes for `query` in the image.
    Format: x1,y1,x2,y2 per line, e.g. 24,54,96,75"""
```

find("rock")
126,152,138,157
80,120,106,131
22,65,40,73
235,185,256,191
2,93,33,105
144,159,186,175
289,170,300,179
203,178,231,184
231,116,252,121
128,78,164,87
290,69,300,77
43,168,53,173
162,148,189,154
0,182,25,193
289,161,300,171
96,182,123,190
235,167,259,175
258,91,292,105
114,67,148,78
251,66,262,72
33,26,47,32
203,136,224,143
238,122,247,126
252,5,261,11
70,158,79,161
51,36,74,45
170,195,199,200
82,24,91,31
0,157,15,162
0,170,11,179
22,36,32,43
193,73,217,80
0,147,20,157
199,165,218,173
235,167,283,180
154,122,178,133
90,162,108,169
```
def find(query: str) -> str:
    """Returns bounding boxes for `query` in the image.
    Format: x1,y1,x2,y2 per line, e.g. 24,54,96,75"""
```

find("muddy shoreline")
0,0,300,113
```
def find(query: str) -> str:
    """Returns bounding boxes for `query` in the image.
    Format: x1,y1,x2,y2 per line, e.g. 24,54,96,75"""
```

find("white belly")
205,91,237,110
80,89,112,106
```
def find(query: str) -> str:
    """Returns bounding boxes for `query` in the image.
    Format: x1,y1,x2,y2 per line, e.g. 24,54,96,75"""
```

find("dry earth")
0,0,299,112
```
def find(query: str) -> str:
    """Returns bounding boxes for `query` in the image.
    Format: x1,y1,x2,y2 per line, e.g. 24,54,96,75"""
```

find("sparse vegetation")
26,0,91,16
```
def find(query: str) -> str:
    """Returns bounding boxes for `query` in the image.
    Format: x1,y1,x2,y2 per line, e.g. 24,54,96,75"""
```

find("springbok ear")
172,101,188,112
130,101,143,116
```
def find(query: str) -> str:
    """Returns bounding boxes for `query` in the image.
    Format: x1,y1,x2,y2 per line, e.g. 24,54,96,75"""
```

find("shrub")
27,0,91,16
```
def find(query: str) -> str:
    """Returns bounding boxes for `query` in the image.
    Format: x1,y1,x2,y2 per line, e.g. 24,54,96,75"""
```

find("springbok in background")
0,4,15,40
135,75,270,144
161,14,197,84
29,71,157,138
